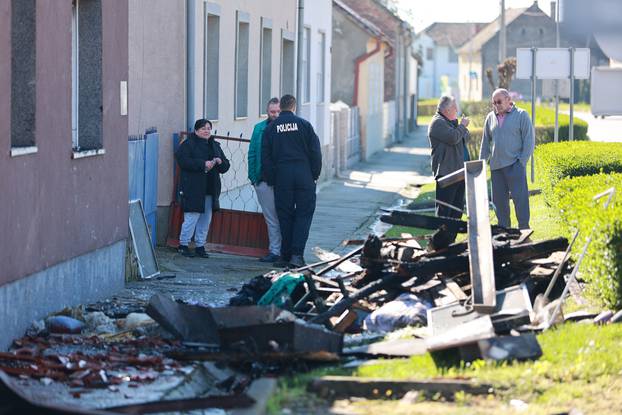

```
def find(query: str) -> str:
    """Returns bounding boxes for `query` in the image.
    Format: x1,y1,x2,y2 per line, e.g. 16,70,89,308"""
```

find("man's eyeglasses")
492,100,505,105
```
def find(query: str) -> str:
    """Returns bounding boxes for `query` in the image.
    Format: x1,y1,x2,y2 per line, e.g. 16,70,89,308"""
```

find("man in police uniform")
261,95,322,267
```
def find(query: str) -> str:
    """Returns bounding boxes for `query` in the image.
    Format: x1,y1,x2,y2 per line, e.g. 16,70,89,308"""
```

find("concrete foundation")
0,240,126,351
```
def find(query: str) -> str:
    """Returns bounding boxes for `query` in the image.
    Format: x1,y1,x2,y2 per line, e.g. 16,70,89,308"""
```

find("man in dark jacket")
428,95,471,224
175,119,230,257
262,95,322,267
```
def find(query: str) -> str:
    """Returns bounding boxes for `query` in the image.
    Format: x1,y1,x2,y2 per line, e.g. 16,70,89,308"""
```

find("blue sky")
395,0,554,32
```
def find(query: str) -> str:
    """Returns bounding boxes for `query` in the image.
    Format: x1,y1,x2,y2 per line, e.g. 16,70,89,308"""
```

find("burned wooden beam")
381,210,522,236
312,238,568,325
316,246,364,276
381,211,467,233
309,376,493,400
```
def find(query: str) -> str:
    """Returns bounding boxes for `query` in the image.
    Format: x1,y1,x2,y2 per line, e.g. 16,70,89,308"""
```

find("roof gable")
421,22,487,48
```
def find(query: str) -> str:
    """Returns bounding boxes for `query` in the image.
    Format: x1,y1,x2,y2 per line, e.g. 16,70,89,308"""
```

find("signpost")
516,47,590,181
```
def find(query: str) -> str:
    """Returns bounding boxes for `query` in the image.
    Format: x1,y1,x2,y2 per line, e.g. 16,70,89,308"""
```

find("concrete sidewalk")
116,127,432,307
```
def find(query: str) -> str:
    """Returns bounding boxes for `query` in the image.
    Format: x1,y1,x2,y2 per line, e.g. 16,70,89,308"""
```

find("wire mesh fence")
179,132,260,213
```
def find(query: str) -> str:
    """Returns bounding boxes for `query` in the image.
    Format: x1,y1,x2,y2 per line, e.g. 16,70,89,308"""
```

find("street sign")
516,48,590,79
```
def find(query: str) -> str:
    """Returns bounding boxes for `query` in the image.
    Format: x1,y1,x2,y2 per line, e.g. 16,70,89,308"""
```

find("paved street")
115,127,433,307
573,111,622,142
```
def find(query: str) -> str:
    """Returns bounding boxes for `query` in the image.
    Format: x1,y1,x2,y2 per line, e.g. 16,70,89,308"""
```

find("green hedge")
534,142,622,205
418,100,493,117
421,100,589,159
466,124,588,161
554,173,622,309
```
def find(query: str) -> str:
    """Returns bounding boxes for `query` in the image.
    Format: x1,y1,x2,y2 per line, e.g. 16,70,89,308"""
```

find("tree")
486,57,517,91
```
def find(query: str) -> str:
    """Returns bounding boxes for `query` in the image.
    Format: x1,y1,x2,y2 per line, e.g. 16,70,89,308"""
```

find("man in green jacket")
249,97,282,262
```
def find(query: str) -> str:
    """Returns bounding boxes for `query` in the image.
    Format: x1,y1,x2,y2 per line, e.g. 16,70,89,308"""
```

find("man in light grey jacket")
480,88,535,229
428,95,471,224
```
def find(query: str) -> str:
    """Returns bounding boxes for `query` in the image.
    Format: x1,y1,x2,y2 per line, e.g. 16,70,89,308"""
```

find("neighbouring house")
332,0,390,161
458,2,609,101
298,0,334,183
414,22,485,99
0,0,129,350
338,0,415,143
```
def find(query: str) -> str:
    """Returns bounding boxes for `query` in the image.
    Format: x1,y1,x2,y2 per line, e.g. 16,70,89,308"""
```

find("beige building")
129,0,299,242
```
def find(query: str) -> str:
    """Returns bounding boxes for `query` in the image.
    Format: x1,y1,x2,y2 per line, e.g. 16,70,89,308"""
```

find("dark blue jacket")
261,111,322,185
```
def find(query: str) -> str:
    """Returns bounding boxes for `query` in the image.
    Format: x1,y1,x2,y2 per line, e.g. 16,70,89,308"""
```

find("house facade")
458,2,609,101
338,0,414,143
414,22,484,99
332,0,388,160
299,1,333,182
0,0,129,350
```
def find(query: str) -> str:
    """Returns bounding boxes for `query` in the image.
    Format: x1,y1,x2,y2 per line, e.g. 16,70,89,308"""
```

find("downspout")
403,25,411,136
394,26,401,142
353,38,382,106
186,0,196,129
296,0,304,113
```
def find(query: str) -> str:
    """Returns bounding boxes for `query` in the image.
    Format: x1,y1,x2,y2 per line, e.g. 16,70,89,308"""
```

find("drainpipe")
296,0,304,113
186,0,196,129
353,38,382,106
394,26,401,142
403,25,412,137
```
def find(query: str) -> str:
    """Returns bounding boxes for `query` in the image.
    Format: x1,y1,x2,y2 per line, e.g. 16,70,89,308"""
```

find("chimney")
550,1,556,18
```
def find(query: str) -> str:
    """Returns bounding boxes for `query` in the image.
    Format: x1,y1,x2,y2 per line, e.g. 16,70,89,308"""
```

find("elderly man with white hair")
427,95,471,241
480,88,535,230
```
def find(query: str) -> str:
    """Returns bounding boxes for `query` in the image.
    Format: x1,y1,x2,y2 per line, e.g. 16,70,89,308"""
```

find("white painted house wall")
300,0,332,152
414,33,460,99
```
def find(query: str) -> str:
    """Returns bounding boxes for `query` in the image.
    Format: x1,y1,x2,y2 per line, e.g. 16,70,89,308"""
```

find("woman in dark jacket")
175,119,230,257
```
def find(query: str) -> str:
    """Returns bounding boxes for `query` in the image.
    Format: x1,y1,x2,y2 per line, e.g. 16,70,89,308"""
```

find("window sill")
72,149,106,159
10,146,38,157
234,116,248,121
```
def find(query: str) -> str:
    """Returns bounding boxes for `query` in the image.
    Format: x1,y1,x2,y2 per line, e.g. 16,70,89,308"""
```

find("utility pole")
499,0,506,65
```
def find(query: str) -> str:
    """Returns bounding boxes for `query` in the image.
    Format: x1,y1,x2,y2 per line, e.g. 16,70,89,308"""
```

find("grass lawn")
558,102,591,113
269,324,622,414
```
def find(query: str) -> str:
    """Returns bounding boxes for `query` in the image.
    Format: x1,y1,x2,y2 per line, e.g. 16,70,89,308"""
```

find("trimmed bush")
534,142,622,205
466,124,588,161
554,173,622,308
421,100,589,159
417,100,439,116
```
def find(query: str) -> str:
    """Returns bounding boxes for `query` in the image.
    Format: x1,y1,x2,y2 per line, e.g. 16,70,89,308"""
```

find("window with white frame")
302,27,311,103
234,11,249,119
281,32,295,96
259,19,272,115
203,6,219,120
72,0,103,152
317,31,326,103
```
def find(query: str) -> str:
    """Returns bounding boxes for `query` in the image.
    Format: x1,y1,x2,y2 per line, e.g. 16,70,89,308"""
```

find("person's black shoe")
259,253,280,263
195,246,209,258
178,245,195,257
289,255,306,268
273,256,291,268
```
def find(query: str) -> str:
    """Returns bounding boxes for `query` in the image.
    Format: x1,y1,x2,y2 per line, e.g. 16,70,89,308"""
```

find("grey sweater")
479,105,535,170
428,112,470,179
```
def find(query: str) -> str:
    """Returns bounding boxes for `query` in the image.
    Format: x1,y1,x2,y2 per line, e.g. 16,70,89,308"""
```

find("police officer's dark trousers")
274,162,316,259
